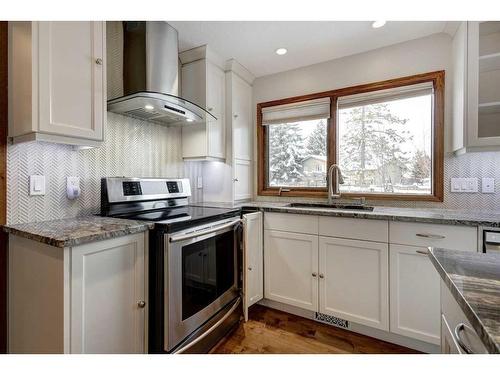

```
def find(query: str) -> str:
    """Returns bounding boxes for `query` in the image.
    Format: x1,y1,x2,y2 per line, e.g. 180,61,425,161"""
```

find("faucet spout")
328,164,343,203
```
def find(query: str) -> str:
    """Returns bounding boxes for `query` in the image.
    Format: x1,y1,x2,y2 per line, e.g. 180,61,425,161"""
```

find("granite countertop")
3,216,154,248
195,201,500,227
428,248,500,354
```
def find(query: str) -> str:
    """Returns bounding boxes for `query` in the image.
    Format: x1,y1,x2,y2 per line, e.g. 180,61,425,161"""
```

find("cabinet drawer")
264,212,318,235
441,281,487,353
389,222,477,251
319,217,388,242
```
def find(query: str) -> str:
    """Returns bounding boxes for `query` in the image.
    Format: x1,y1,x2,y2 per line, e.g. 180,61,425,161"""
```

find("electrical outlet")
450,178,478,193
197,176,203,189
482,178,495,193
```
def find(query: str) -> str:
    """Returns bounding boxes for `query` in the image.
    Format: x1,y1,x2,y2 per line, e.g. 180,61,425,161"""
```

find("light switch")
450,177,478,193
482,177,495,193
29,175,46,196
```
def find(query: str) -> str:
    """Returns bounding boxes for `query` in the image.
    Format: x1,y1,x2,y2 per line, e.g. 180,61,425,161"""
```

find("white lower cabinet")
8,233,147,354
264,229,319,311
70,234,146,353
243,212,264,321
389,244,441,344
319,237,389,330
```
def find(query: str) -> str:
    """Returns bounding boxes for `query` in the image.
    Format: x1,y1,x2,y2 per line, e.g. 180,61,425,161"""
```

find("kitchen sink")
286,202,375,211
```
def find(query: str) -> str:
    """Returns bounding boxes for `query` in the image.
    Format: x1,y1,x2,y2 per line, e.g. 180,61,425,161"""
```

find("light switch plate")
197,176,203,189
450,177,478,193
482,177,495,193
29,175,46,196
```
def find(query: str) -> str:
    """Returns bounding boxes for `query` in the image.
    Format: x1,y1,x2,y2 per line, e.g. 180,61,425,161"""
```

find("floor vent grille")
314,312,349,329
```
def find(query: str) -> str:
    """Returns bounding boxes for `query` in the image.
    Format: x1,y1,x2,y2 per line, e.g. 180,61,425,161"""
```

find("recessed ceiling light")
144,104,154,110
372,21,386,29
186,118,194,122
275,48,287,55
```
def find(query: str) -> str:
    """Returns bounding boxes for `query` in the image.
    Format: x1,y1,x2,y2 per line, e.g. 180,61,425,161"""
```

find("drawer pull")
416,233,446,240
416,249,429,255
454,323,474,354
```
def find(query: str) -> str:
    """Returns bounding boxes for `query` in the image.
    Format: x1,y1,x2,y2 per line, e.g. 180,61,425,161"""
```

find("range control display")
166,181,182,194
123,181,142,196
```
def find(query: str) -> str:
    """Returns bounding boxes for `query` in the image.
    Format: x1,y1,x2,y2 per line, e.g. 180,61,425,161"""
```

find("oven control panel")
123,181,143,196
166,181,182,194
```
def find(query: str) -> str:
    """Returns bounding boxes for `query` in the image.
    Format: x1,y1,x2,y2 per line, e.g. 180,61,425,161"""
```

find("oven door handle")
168,218,242,243
173,297,241,354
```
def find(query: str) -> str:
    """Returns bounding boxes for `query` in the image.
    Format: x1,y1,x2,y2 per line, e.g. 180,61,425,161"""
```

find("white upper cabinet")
202,59,255,203
452,21,500,153
180,46,226,160
8,21,106,147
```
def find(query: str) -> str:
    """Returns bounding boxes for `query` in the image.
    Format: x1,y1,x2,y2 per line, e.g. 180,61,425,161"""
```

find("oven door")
164,217,241,352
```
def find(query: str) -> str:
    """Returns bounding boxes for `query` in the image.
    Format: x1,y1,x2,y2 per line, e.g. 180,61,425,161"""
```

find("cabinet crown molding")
225,58,255,85
179,44,225,69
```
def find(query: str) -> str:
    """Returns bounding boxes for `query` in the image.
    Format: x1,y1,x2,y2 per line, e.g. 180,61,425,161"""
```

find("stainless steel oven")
164,216,241,352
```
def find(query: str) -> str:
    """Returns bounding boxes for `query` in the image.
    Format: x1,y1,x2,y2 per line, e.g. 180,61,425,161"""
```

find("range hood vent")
106,21,215,125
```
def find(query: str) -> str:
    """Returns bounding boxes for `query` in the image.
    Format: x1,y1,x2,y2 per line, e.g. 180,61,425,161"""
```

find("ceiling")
168,21,449,78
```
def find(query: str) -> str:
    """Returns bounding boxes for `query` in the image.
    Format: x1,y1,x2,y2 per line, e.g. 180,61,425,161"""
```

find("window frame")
257,71,445,201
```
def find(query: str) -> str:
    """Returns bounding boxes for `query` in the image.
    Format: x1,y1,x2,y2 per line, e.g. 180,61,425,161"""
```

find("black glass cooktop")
117,205,240,232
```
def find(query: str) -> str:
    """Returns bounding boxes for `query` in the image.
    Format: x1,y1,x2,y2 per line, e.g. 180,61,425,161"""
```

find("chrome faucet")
328,164,344,204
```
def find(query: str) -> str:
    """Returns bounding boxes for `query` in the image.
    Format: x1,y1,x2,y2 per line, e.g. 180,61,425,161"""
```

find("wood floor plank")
211,305,420,354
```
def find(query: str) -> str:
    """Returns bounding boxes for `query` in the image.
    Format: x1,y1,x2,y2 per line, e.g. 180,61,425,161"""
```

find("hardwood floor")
211,305,420,354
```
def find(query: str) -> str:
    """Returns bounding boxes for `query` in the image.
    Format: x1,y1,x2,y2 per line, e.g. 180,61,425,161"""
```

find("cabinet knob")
137,300,146,308
312,272,317,277
319,274,325,279
233,114,239,118
207,107,213,112
95,58,103,65
248,267,252,271
233,178,239,182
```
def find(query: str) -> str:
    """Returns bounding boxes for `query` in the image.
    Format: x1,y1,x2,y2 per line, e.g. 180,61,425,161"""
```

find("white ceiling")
168,21,448,78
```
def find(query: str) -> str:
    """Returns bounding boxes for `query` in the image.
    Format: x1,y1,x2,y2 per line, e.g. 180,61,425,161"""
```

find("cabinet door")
232,74,252,161
234,159,252,200
389,244,440,344
264,230,318,311
206,62,225,159
441,314,461,354
319,236,389,330
243,212,264,321
71,233,146,353
38,21,105,141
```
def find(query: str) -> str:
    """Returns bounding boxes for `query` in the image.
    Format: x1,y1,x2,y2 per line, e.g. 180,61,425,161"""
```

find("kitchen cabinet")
440,281,487,353
8,233,147,353
452,21,500,153
202,59,255,203
389,222,477,345
264,229,319,312
180,45,226,160
243,212,264,321
319,236,389,330
8,21,106,147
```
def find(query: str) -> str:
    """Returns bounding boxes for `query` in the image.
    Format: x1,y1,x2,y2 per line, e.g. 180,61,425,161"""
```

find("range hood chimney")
106,21,215,125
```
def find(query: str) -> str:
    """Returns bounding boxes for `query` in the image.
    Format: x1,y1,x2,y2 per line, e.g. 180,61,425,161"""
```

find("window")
257,71,444,201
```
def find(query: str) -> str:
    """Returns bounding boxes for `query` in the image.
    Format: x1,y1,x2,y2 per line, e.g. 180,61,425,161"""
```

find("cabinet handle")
454,323,474,354
248,267,253,271
95,58,103,65
416,233,446,240
319,273,325,279
137,301,146,308
312,272,317,277
233,114,238,118
233,178,239,182
416,249,429,255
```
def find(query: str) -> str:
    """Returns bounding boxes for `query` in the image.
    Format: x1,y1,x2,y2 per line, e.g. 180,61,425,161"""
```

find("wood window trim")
257,70,445,202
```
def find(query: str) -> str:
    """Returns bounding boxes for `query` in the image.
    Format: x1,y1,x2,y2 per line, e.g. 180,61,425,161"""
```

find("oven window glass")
181,230,235,321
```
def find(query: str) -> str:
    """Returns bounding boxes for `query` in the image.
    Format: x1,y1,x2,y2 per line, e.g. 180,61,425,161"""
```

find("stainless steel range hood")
106,21,215,125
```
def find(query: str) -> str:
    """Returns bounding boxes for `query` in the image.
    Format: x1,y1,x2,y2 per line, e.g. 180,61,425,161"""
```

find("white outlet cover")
197,176,203,189
482,177,495,193
67,176,81,199
29,175,45,196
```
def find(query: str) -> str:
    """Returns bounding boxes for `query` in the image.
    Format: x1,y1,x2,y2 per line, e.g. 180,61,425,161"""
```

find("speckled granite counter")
428,248,500,353
194,201,500,227
3,216,153,248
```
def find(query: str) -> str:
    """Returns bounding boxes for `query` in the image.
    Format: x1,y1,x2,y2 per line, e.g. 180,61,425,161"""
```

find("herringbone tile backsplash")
7,113,204,224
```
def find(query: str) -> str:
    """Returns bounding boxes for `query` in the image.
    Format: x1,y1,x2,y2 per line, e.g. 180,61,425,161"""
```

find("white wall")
252,33,500,210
